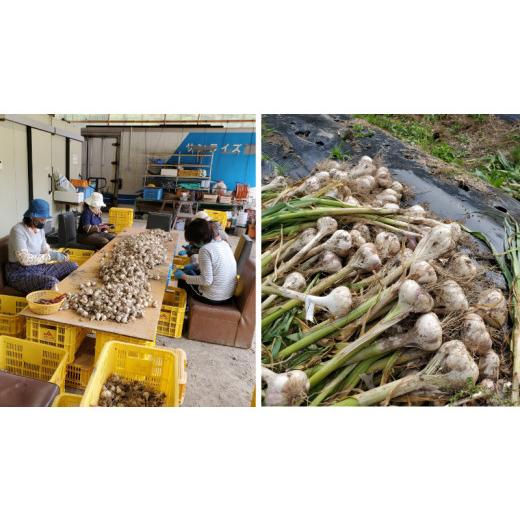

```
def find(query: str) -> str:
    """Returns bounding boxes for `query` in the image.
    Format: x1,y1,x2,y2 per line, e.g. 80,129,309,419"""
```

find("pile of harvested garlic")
99,374,166,407
64,229,172,322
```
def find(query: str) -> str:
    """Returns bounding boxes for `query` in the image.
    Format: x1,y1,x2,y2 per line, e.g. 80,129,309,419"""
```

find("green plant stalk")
309,364,356,406
308,298,406,388
262,222,315,243
276,284,399,359
262,206,397,228
346,217,422,238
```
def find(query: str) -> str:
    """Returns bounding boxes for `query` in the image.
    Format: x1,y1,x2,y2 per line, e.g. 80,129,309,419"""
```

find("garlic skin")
462,313,492,355
478,350,500,381
304,285,352,321
262,367,309,406
374,166,393,188
302,176,321,195
449,253,477,280
375,188,400,205
476,288,508,328
409,261,437,284
375,232,401,259
383,203,400,211
434,340,479,388
435,280,469,313
288,228,318,255
350,175,376,195
390,181,404,194
349,156,376,178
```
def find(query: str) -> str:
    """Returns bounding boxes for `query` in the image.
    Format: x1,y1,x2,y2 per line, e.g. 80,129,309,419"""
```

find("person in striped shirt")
173,219,237,305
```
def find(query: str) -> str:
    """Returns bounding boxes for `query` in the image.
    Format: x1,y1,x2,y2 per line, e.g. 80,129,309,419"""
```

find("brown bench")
186,257,255,348
0,236,24,296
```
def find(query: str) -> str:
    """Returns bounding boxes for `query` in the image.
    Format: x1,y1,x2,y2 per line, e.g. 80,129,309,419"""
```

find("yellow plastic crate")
57,247,95,266
0,295,27,337
176,348,187,405
81,341,185,407
205,209,228,229
109,207,134,233
94,331,155,362
0,335,67,392
66,349,95,390
173,255,190,268
53,393,82,407
25,318,88,362
157,288,186,339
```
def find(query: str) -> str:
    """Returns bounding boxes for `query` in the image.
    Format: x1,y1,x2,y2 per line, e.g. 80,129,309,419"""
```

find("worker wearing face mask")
6,199,78,294
77,192,115,248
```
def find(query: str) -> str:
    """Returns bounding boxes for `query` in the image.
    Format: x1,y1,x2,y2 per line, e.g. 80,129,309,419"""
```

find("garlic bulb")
350,229,366,248
409,261,437,284
305,251,343,276
314,171,331,186
435,280,469,313
375,188,400,205
261,176,287,192
349,243,383,272
476,288,508,328
305,286,352,321
462,313,492,355
350,175,376,195
375,232,401,259
448,253,477,280
344,195,361,206
307,229,352,258
405,205,426,217
352,223,371,242
284,272,306,291
262,367,309,406
383,203,400,211
478,350,500,381
332,170,350,183
374,166,393,188
391,181,404,194
349,156,376,178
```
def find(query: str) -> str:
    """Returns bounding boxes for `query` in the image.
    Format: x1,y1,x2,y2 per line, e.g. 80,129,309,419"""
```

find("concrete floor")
121,216,256,407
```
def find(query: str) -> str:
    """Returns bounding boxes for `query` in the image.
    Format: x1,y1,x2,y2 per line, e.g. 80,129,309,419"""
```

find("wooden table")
20,228,178,341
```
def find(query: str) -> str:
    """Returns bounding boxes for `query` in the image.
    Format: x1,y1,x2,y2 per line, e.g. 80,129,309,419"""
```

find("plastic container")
0,295,27,337
81,341,186,407
66,347,95,390
57,247,95,266
174,219,185,231
109,207,134,233
173,256,190,268
205,209,228,229
71,179,89,188
26,290,66,315
25,318,88,362
176,348,187,405
156,288,187,338
0,335,68,391
143,187,164,201
52,393,82,407
94,331,155,362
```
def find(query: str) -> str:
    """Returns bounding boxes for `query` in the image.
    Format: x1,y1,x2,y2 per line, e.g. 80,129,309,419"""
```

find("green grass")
359,115,463,164
330,143,350,161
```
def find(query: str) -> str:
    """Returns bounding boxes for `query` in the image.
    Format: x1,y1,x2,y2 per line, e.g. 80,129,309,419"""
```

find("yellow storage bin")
205,209,228,229
53,393,82,407
0,335,67,392
175,348,187,405
57,248,95,266
0,294,27,337
156,288,186,339
66,346,95,390
25,318,87,362
81,341,185,407
109,207,134,233
173,255,190,268
94,331,155,362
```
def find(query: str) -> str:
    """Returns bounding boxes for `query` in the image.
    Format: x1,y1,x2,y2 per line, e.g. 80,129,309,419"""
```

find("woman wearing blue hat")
6,199,78,294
